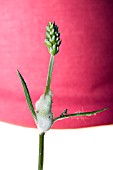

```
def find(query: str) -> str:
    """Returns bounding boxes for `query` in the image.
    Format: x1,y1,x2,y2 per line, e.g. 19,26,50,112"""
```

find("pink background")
0,0,113,128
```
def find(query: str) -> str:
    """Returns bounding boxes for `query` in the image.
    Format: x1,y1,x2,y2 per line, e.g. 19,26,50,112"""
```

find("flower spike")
45,22,61,56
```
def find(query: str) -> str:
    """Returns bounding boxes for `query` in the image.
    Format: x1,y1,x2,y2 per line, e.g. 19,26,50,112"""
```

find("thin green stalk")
38,133,45,170
45,55,54,95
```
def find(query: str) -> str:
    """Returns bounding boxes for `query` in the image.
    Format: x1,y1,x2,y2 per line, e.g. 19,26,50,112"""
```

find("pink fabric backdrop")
0,0,113,128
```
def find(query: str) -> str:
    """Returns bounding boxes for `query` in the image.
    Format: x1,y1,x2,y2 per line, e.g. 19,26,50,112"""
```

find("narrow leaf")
17,70,37,121
53,108,108,122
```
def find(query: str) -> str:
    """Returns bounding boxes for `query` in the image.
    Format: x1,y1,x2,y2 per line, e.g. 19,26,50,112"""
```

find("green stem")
38,133,45,170
45,55,54,95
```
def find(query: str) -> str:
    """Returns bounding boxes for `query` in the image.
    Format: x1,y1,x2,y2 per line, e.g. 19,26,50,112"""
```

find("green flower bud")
50,35,55,44
50,29,54,36
52,44,57,55
45,22,61,56
46,26,50,32
45,39,52,48
46,32,51,39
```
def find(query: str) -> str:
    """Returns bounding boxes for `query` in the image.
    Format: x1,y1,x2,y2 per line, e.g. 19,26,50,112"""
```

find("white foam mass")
35,90,53,133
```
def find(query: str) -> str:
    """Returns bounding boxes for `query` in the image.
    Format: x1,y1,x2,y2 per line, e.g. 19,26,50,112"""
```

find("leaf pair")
17,69,108,125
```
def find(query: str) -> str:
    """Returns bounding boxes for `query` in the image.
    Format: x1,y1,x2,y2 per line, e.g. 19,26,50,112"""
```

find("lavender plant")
17,22,108,170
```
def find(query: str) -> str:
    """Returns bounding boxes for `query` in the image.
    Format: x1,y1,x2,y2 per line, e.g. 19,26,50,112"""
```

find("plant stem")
38,133,45,170
45,55,54,95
